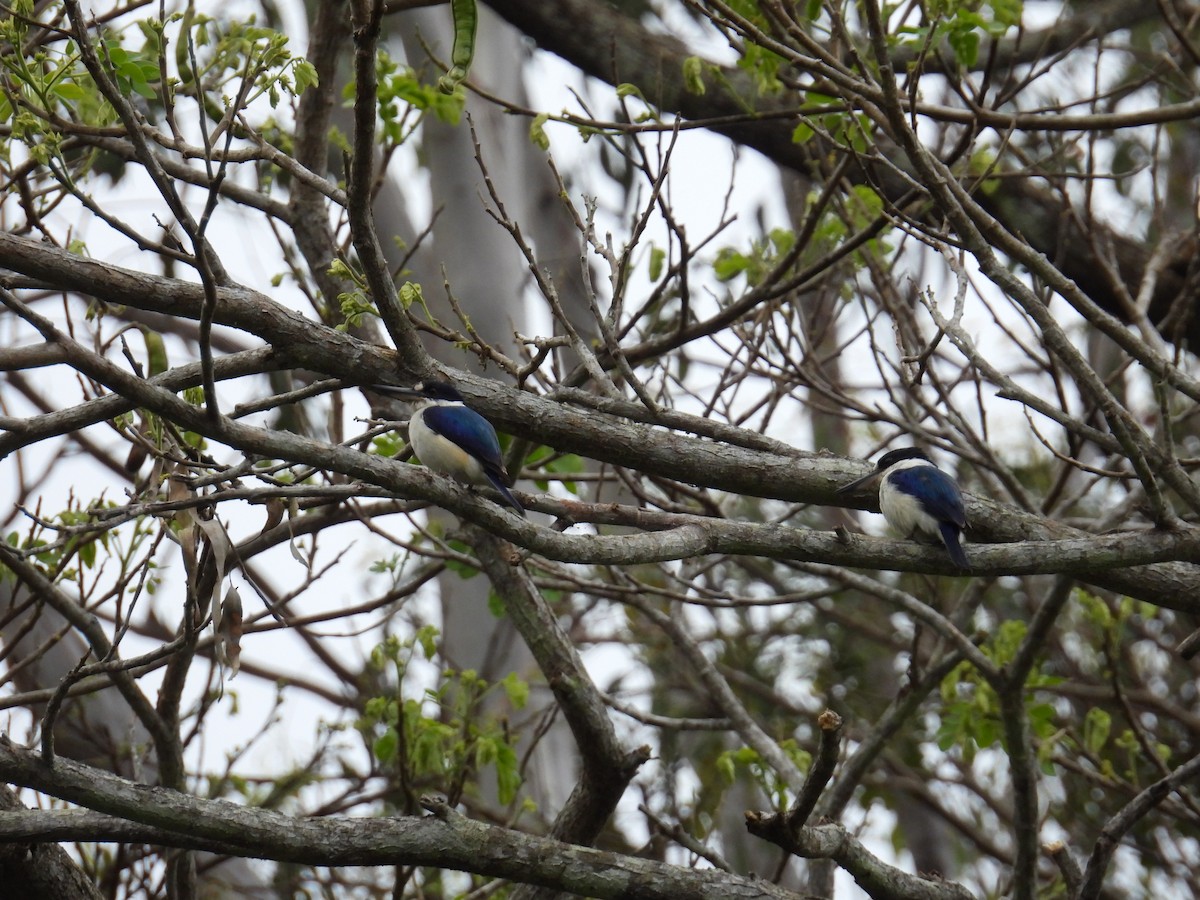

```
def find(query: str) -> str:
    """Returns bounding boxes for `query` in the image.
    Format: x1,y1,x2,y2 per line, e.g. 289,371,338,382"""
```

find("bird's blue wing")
422,406,524,515
421,405,505,471
890,466,967,529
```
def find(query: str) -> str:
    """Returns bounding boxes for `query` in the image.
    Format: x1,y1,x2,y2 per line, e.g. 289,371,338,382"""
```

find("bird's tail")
939,522,969,570
485,470,526,517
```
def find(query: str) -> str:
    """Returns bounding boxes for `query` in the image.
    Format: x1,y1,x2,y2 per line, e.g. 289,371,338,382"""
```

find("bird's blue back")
421,403,505,473
888,465,966,528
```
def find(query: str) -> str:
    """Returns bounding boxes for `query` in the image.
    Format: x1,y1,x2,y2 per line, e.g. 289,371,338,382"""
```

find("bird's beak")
369,384,423,401
836,469,881,495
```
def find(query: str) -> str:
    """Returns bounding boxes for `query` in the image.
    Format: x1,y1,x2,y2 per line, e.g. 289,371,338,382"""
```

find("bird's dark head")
875,447,931,472
837,447,932,495
413,380,464,403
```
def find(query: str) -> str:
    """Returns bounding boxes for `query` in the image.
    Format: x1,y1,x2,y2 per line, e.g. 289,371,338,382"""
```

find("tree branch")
2,245,1200,610
469,526,650,848
0,737,805,900
1078,752,1200,900
0,785,103,900
744,807,975,900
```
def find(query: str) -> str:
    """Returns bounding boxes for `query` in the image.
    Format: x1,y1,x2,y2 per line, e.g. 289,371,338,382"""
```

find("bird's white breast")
409,408,487,485
878,459,941,540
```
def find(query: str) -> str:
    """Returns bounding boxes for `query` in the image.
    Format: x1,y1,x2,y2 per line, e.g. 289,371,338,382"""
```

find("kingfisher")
837,447,968,569
372,380,524,516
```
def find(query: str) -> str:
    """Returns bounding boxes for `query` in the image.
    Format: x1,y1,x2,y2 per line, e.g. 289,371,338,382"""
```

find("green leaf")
538,451,584,494
475,734,497,767
682,56,706,95
430,86,466,124
716,751,736,785
1084,707,1111,755
327,258,353,280
416,624,440,660
988,0,1023,30
947,27,980,67
337,289,377,326
792,121,814,144
372,431,404,458
549,453,584,474
1027,702,1057,740
373,727,398,764
501,672,529,710
713,248,751,282
767,227,796,255
649,245,666,282
398,281,424,309
737,44,784,94
446,538,479,579
140,326,169,376
493,740,521,804
51,82,86,101
411,724,447,775
293,59,319,94
529,112,550,151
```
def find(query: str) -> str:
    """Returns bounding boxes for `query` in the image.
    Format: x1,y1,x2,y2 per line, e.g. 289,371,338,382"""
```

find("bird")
837,447,968,569
372,380,525,516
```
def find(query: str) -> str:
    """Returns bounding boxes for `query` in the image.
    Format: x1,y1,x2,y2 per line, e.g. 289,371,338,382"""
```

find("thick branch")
3,236,1200,608
346,0,431,365
744,808,975,900
0,737,802,900
0,785,103,900
784,710,842,832
470,526,649,847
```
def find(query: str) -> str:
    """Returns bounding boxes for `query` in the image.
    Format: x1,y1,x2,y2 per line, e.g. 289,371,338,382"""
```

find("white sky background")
0,0,1174,895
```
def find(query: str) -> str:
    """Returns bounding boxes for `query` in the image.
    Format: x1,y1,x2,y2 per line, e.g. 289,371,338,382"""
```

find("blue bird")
837,448,968,569
373,380,524,516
